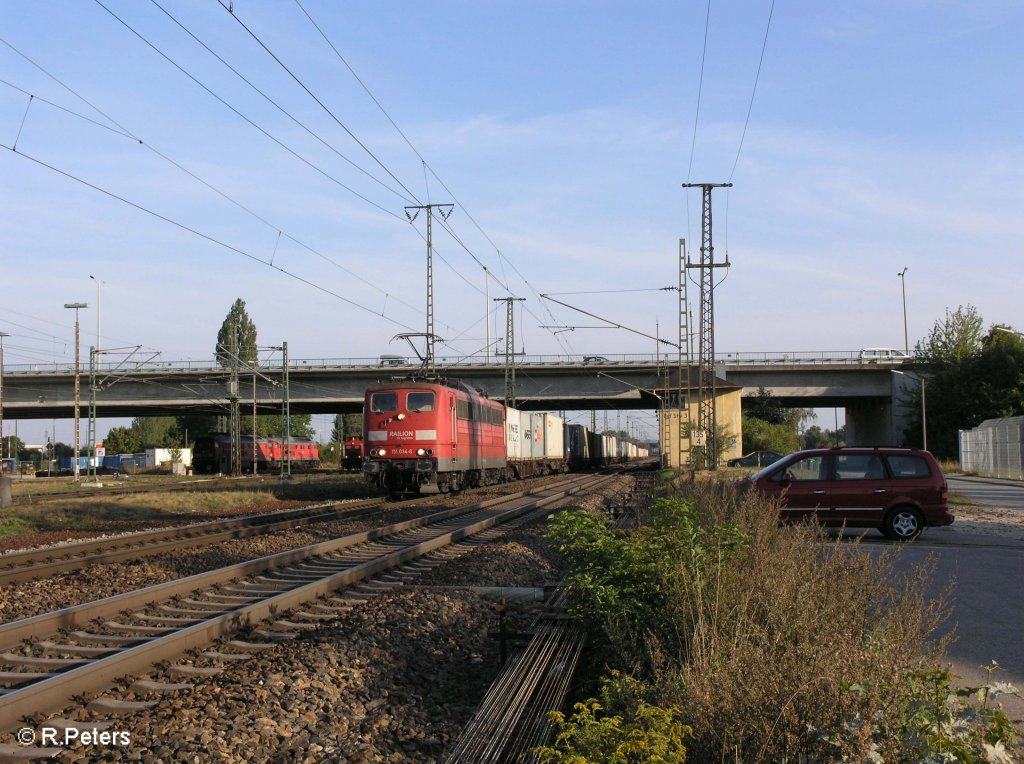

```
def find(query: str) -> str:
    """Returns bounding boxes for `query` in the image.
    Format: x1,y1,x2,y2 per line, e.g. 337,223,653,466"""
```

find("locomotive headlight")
396,413,406,420
417,448,425,456
377,448,387,456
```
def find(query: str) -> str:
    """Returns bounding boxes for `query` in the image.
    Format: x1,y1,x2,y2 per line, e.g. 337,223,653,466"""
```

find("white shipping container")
528,414,546,458
544,414,565,459
505,408,531,460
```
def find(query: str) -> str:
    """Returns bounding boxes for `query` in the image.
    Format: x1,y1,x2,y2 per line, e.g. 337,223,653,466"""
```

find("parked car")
727,450,784,468
740,447,952,540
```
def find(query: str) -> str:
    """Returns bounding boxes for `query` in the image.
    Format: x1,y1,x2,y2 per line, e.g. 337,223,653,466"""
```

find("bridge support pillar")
845,400,897,446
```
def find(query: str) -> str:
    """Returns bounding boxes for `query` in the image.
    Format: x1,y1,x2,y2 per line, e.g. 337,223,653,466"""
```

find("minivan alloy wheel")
885,507,922,540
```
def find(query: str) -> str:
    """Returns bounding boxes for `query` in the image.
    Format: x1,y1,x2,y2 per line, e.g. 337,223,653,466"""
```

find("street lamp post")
64,303,88,481
0,332,9,464
897,267,908,356
892,370,926,452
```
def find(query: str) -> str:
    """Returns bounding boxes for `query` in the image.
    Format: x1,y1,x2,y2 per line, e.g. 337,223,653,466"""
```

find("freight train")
192,434,320,474
361,379,649,495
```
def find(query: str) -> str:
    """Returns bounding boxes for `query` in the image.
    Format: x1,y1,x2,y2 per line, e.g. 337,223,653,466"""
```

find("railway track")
0,474,579,586
0,473,611,755
0,499,387,585
5,474,310,504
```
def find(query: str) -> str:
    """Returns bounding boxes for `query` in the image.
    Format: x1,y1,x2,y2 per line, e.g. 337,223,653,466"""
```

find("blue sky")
1,1,1022,444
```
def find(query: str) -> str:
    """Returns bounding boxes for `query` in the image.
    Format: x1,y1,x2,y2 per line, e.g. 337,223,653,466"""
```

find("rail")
0,499,382,585
0,474,610,741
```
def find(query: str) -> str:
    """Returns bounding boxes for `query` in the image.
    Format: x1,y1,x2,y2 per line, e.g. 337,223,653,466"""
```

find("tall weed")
547,479,1020,761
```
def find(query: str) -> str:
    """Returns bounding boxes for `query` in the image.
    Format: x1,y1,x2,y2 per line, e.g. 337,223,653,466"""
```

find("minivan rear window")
885,454,932,478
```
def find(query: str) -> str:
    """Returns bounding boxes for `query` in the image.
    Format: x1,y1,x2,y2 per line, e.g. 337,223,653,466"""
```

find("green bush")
536,672,690,763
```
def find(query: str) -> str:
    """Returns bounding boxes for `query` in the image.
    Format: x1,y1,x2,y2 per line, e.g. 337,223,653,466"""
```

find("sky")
1,0,1022,446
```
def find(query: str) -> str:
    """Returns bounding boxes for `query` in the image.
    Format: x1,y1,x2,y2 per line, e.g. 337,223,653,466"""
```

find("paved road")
866,477,1024,722
893,534,1024,721
948,475,1024,510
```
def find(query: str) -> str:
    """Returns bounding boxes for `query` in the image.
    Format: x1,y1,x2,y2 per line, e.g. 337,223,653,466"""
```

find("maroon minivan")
743,448,953,540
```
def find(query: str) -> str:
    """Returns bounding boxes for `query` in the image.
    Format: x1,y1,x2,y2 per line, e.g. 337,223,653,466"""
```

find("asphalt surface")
948,475,1024,511
875,475,1024,723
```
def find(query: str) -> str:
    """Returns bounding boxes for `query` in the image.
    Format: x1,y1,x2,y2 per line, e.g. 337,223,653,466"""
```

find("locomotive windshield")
407,392,435,412
370,392,398,413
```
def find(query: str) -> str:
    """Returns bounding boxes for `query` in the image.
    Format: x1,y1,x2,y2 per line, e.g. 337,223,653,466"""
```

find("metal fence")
959,416,1024,480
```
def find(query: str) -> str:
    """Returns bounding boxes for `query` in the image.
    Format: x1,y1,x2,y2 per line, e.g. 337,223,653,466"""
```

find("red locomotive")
362,380,512,494
193,434,320,474
342,437,364,470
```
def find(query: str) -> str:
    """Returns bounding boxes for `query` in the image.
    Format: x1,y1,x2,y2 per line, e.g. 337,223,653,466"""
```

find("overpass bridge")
0,351,918,445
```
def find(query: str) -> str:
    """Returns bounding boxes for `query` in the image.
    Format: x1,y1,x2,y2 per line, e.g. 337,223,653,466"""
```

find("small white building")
142,448,193,469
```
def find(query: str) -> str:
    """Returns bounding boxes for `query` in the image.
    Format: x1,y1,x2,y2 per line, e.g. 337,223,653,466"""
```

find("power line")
728,0,775,183
0,47,427,320
215,0,422,205
86,4,406,221
724,0,775,255
686,0,713,185
2,143,422,331
146,0,417,206
289,1,577,354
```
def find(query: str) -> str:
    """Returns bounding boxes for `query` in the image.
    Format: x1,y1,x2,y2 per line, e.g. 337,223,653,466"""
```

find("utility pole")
280,341,291,481
682,182,731,470
252,374,258,476
0,332,9,463
64,302,88,482
89,275,104,353
898,267,909,356
677,239,692,469
485,270,491,365
87,346,98,484
494,297,525,407
405,203,453,376
228,326,241,477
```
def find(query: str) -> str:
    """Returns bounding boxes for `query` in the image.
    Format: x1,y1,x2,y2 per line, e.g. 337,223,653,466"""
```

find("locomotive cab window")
407,392,435,412
370,392,398,413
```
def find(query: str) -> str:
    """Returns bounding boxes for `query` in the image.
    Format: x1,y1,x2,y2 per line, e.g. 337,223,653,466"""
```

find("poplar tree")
215,298,258,369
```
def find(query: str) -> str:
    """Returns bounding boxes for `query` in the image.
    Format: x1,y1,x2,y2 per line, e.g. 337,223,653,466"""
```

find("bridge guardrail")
5,350,905,375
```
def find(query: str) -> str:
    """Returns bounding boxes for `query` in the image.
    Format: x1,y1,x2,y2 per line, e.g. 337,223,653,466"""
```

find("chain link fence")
959,416,1024,480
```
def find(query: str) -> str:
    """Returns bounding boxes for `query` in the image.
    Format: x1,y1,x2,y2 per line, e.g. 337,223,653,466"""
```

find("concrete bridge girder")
1,362,913,446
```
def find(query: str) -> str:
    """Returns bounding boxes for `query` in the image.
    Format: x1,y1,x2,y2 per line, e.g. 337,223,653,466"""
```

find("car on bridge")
859,348,910,363
582,356,610,365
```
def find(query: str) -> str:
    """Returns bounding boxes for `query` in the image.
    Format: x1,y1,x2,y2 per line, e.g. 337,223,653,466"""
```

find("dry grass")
643,479,950,761
0,476,375,538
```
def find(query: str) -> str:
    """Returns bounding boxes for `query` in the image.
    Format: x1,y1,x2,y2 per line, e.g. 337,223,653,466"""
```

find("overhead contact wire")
90,1,405,221
147,0,416,206
1,144,419,331
216,0,422,205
